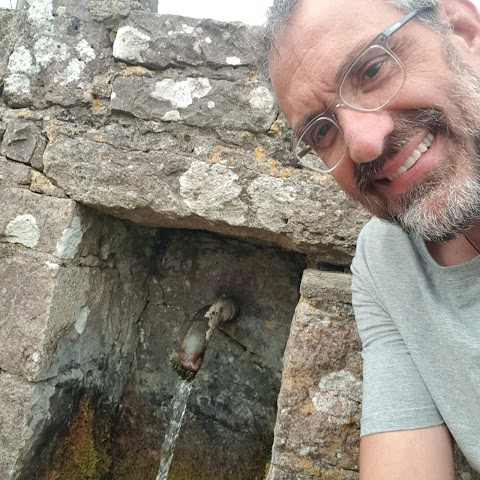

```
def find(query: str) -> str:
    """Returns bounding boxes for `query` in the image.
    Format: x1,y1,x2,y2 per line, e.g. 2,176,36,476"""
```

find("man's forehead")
269,0,405,126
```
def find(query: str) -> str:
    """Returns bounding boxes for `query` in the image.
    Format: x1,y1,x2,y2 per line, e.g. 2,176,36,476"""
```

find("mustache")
354,108,450,193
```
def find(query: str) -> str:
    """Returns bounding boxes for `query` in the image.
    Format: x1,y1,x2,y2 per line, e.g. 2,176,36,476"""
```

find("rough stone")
0,252,91,380
0,121,46,167
0,187,85,259
43,130,369,264
0,372,36,480
0,156,31,186
89,0,158,22
113,11,257,69
268,269,362,479
3,3,110,109
0,214,153,477
111,74,277,132
29,170,66,197
0,9,26,87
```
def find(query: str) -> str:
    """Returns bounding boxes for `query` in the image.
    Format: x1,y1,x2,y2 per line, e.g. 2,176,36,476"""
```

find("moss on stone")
42,397,111,480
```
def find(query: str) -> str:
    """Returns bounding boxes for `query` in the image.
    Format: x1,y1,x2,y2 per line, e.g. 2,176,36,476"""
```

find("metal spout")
177,298,238,375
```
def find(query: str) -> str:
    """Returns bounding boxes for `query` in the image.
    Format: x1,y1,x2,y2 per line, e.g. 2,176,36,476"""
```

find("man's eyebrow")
294,34,375,138
334,33,376,86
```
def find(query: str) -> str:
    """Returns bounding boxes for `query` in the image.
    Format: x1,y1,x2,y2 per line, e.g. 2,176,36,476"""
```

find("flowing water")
155,378,193,480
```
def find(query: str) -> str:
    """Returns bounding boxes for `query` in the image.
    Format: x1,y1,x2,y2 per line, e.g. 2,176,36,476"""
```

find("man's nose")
335,109,395,164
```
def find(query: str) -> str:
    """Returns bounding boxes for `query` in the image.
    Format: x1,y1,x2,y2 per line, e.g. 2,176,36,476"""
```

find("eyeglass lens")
297,47,405,173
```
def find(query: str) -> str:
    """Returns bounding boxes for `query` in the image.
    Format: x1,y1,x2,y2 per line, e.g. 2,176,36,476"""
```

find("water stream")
155,378,193,480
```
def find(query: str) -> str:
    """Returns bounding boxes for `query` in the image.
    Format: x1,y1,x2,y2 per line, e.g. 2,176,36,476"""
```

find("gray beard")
389,154,480,242
351,51,480,242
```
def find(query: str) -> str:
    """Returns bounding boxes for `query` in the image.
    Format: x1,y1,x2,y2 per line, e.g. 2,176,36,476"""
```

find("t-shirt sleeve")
351,227,444,437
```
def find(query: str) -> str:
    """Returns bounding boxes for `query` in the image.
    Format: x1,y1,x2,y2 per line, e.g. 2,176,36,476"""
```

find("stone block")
43,131,370,264
111,75,277,132
0,121,46,168
0,252,90,380
268,269,362,479
113,11,255,69
0,156,31,187
0,9,26,86
0,371,36,480
3,7,109,109
0,187,85,259
29,170,66,198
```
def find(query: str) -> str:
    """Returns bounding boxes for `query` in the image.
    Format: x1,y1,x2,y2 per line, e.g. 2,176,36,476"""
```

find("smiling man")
265,0,480,477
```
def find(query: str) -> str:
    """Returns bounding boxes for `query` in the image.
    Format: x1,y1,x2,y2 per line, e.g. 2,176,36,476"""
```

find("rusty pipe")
177,298,238,374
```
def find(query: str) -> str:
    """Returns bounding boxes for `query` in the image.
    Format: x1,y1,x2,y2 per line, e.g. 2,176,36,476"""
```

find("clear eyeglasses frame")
294,5,434,174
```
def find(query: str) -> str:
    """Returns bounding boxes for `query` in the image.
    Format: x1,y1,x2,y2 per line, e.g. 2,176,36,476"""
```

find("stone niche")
8,222,305,480
113,230,305,479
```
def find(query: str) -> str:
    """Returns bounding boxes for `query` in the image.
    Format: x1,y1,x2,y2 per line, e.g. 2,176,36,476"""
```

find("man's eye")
317,123,331,138
364,62,382,79
308,122,336,149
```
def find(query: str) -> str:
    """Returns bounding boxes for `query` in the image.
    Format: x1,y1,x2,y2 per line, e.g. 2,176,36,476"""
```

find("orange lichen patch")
17,109,33,119
120,65,155,77
92,134,106,143
299,399,315,415
44,124,60,141
266,319,278,330
268,122,282,138
278,167,292,179
207,145,223,163
90,99,103,114
254,146,266,161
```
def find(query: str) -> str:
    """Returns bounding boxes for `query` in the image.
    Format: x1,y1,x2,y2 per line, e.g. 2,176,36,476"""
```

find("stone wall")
0,1,478,479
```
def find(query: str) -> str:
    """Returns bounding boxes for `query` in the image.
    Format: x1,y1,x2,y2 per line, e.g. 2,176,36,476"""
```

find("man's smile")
384,132,434,182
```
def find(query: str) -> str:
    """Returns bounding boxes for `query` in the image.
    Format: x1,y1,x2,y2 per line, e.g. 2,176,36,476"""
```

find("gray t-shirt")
351,217,480,471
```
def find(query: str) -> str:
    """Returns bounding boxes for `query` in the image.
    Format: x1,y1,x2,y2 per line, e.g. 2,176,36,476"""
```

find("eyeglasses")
294,6,435,174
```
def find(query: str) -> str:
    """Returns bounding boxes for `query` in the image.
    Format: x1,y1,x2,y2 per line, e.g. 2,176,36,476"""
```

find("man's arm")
359,424,455,480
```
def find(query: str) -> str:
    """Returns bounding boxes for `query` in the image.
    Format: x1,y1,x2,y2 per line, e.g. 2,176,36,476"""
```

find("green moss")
110,448,157,480
167,431,271,480
43,397,111,480
171,357,196,382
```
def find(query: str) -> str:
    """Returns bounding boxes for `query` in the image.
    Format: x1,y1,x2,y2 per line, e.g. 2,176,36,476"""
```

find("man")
266,0,480,477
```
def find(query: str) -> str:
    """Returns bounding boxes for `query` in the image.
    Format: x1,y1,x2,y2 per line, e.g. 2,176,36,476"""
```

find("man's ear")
437,0,480,53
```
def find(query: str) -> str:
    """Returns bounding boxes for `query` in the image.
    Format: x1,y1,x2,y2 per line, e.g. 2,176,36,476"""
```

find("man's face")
269,0,480,241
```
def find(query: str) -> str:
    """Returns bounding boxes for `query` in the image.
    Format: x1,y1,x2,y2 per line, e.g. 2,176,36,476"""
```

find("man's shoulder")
357,217,408,249
353,217,421,273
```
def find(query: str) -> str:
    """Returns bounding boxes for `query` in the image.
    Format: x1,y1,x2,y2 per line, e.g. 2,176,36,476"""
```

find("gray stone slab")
0,9,26,86
113,11,256,69
0,187,85,259
0,252,90,380
111,74,277,132
0,121,46,167
43,131,370,264
0,156,31,186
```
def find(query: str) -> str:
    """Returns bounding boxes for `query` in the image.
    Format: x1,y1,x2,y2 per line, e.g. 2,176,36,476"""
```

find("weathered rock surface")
0,372,36,480
0,121,47,169
43,128,368,264
111,74,277,131
113,11,256,69
268,269,361,479
0,9,26,87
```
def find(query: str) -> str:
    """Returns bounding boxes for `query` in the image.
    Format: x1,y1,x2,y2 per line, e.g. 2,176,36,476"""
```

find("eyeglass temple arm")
382,5,435,39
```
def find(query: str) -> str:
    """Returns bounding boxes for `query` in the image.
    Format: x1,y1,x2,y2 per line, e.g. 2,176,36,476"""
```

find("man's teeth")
387,132,434,181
